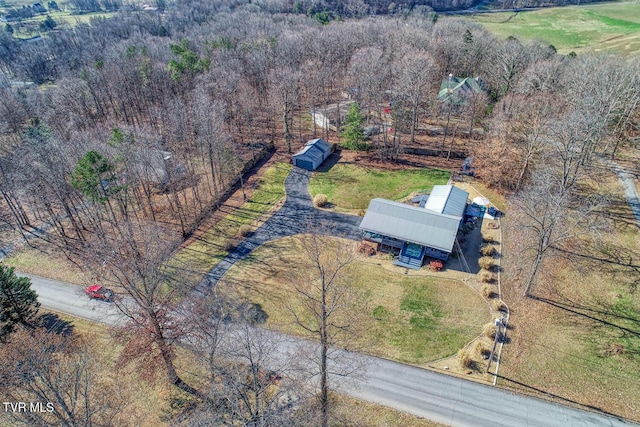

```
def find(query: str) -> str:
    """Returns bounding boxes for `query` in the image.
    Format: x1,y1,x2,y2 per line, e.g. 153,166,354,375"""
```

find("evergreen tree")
0,264,40,342
341,102,366,150
40,15,57,31
70,150,115,204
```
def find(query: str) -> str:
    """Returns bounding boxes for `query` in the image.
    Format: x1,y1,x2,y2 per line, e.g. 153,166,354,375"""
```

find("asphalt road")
24,271,635,427
25,273,123,326
613,164,640,227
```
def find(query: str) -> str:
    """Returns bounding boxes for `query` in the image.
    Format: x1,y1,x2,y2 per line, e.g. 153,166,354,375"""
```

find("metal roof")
359,198,462,253
424,185,469,217
292,139,331,167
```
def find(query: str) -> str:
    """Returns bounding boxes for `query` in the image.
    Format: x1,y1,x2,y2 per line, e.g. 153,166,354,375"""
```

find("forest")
1,0,640,424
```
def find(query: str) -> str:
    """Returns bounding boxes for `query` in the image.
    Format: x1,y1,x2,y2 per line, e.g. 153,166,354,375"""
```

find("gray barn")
292,139,332,171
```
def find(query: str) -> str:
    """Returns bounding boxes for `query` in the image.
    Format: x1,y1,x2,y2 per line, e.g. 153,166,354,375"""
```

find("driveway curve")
196,166,363,293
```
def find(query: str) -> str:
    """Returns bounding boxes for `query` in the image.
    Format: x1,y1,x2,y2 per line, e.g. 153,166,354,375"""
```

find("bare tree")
287,232,367,427
91,222,205,399
0,328,121,427
512,172,607,296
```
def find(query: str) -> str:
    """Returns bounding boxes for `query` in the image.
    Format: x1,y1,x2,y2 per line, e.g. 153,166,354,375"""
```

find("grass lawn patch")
308,164,450,210
466,2,640,56
167,162,291,284
222,236,489,365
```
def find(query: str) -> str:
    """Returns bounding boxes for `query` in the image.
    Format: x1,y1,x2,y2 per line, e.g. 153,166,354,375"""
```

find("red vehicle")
85,285,114,302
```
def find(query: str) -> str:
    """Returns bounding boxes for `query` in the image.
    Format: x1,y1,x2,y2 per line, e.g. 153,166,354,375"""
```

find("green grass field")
308,164,450,210
467,2,640,56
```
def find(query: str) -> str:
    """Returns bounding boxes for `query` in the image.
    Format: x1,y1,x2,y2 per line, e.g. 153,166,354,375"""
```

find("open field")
308,163,450,211
467,2,640,56
222,235,490,365
168,162,291,283
499,165,640,422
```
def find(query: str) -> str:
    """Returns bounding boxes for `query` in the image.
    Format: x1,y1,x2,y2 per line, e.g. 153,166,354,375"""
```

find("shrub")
223,239,236,252
429,260,443,271
483,322,497,339
478,257,495,270
479,244,495,257
480,271,494,283
492,299,505,312
238,225,252,237
473,341,489,359
313,194,328,208
481,284,494,298
457,349,473,369
482,234,495,243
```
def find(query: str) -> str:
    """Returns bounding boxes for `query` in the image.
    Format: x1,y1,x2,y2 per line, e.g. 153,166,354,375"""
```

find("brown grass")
331,393,447,427
4,246,90,284
498,164,640,422
44,312,171,427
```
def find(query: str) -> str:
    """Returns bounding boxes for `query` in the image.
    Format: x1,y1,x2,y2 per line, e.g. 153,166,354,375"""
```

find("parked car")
85,285,114,302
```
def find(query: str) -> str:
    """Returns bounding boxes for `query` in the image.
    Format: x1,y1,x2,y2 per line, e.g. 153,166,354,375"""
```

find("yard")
167,162,291,283
220,235,490,365
308,163,451,211
467,2,640,56
499,165,640,422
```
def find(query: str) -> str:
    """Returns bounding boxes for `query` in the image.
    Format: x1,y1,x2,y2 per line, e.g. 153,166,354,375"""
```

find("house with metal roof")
292,138,332,171
359,185,469,269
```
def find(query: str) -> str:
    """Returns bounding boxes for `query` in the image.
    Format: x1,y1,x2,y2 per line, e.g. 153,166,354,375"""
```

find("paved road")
195,166,363,294
611,162,640,227
25,272,635,427
25,273,123,325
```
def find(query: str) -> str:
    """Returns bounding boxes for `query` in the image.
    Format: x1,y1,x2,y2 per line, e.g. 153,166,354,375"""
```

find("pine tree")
0,264,40,341
341,102,365,150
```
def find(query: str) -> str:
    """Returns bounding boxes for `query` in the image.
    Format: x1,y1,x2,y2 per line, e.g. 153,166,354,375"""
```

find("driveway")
196,166,362,293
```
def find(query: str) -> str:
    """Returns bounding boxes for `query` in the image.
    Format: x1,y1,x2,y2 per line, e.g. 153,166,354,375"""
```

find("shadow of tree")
38,313,74,336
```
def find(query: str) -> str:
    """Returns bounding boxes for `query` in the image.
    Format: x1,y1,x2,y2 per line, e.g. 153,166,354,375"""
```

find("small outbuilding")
292,138,332,171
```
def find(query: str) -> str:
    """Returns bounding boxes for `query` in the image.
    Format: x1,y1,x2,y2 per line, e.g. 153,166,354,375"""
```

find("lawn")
499,169,640,422
167,162,291,284
308,164,451,210
222,236,490,365
467,2,640,56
